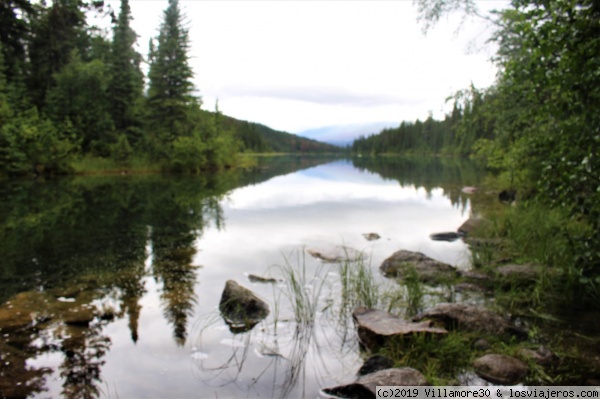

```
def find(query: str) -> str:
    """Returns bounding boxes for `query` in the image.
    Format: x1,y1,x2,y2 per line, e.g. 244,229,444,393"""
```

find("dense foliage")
0,0,338,178
353,0,599,300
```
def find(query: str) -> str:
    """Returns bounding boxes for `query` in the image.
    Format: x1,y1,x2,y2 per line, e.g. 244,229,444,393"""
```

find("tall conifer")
147,0,195,154
108,0,143,144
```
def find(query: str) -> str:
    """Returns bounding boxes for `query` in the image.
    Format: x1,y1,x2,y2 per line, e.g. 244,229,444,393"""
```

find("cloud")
219,85,418,107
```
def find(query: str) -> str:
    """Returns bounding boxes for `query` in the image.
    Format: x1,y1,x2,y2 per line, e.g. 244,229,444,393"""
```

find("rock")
517,346,555,366
307,246,364,263
357,355,395,376
63,306,96,326
458,217,483,236
464,237,504,249
0,291,53,332
462,186,478,194
459,270,492,284
414,303,525,337
219,280,269,332
456,270,493,292
247,274,279,284
473,338,490,351
495,264,540,284
473,354,528,385
322,368,429,399
363,233,381,241
380,250,458,284
429,232,462,242
353,307,447,349
454,282,488,293
499,189,517,204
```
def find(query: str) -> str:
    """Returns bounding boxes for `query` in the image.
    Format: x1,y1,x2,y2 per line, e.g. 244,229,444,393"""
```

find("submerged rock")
219,280,269,333
414,303,525,337
63,306,96,326
353,307,447,349
247,274,279,284
473,354,528,385
380,250,458,283
307,246,364,263
322,368,429,399
362,233,381,241
0,291,49,332
429,232,462,242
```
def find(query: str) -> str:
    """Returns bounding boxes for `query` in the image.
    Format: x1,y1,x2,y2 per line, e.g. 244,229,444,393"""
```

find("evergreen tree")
108,0,143,145
146,0,196,157
0,0,33,83
27,0,87,108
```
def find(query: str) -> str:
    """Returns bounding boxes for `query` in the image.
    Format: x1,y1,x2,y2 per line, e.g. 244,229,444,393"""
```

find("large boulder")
414,303,525,337
473,354,528,385
219,280,269,333
458,216,483,236
380,250,458,283
322,368,429,399
353,307,447,349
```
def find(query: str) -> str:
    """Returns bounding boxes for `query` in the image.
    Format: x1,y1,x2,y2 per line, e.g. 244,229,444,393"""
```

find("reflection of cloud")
221,85,415,107
226,172,447,210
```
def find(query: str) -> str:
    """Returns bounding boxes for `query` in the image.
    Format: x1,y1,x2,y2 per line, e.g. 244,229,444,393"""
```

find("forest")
0,0,338,178
355,0,600,303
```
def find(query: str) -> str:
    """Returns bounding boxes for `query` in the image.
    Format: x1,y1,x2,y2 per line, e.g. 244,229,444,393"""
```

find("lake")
0,156,483,398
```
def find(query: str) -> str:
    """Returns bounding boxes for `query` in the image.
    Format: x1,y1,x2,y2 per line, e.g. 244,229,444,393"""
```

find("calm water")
0,156,482,398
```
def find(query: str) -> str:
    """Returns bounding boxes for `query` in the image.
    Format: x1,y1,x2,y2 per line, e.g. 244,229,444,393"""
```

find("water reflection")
0,156,481,398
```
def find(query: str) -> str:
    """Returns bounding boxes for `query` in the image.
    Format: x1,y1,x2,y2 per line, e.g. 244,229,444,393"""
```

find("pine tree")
146,0,196,156
108,0,143,145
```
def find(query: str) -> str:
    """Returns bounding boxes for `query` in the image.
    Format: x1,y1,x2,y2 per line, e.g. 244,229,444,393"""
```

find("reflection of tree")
152,232,199,346
149,177,226,346
59,324,111,399
0,339,51,398
351,156,483,211
116,262,146,343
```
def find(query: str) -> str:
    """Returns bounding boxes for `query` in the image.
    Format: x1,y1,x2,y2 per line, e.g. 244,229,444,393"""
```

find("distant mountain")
213,111,342,153
299,122,400,146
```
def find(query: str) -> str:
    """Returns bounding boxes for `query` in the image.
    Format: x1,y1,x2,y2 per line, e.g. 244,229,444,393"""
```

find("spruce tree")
147,0,195,156
108,0,143,144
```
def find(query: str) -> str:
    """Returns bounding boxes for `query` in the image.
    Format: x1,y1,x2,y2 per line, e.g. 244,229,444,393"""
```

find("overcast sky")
99,1,508,134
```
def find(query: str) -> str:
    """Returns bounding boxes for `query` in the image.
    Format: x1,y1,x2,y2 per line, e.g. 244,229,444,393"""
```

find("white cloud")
101,0,508,134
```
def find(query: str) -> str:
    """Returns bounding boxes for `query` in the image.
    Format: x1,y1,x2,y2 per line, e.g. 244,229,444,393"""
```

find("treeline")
370,0,600,300
352,105,462,155
0,0,338,178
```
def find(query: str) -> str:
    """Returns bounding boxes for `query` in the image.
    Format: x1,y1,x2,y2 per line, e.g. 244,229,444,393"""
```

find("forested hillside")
0,0,337,178
351,85,490,157
217,112,341,154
